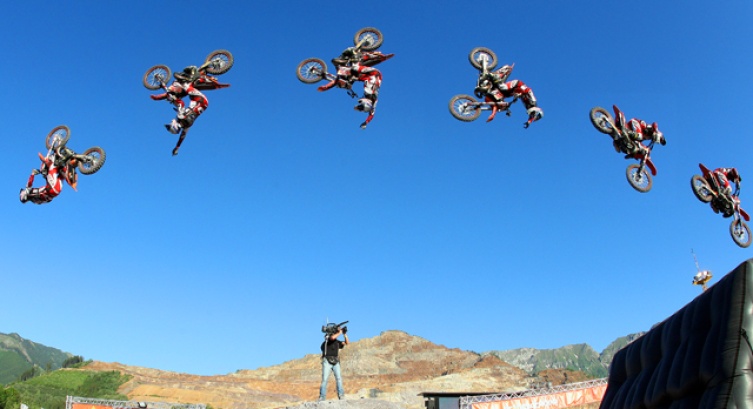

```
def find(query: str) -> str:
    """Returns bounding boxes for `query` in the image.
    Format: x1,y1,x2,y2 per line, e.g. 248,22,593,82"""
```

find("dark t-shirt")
321,338,344,357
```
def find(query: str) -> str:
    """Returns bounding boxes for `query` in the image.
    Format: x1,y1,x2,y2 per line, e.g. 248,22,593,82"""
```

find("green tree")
0,387,21,409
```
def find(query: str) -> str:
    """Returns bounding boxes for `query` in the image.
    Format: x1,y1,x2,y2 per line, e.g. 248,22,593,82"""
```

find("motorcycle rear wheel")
77,147,106,175
589,107,615,135
45,125,71,149
204,50,234,75
691,175,713,203
449,94,481,122
143,65,171,90
296,58,327,84
626,164,652,193
730,219,752,248
354,27,383,51
469,47,498,71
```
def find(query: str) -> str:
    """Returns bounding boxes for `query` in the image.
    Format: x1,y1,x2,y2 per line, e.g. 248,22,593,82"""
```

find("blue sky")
2,1,752,376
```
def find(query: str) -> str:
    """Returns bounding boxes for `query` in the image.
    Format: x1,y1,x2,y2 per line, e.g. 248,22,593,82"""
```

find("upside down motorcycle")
45,125,106,190
143,49,234,91
448,47,527,125
589,105,662,193
296,27,392,95
143,50,234,155
691,163,751,248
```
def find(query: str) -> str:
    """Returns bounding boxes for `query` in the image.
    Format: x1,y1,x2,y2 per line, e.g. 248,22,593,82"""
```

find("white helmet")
19,188,29,203
355,98,373,112
527,107,544,120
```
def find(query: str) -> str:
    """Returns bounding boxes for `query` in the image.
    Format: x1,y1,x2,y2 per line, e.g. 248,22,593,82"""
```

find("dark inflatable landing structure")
601,258,753,409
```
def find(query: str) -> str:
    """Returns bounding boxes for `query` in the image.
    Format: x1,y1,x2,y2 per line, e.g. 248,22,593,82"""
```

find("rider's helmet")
527,107,544,121
175,66,199,82
355,98,373,112
19,188,29,203
650,122,666,145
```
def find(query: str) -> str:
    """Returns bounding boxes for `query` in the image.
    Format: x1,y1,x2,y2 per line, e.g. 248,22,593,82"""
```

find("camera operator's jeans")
319,358,344,400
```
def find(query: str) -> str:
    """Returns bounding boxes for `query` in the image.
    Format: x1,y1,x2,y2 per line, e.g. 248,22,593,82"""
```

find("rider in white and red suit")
319,63,383,129
615,118,666,155
20,151,63,204
150,66,209,134
479,65,543,128
707,167,742,216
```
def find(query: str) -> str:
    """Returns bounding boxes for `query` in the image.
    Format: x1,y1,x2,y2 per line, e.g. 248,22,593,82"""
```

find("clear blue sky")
2,1,752,376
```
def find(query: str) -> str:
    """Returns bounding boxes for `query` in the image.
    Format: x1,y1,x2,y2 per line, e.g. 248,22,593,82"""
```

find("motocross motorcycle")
296,27,392,97
143,50,234,155
589,105,663,193
691,163,751,248
44,125,106,190
449,47,520,123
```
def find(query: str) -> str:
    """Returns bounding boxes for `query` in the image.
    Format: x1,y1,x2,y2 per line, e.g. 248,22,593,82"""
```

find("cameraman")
319,325,349,401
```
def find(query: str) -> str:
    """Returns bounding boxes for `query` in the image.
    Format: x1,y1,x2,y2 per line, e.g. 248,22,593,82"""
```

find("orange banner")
471,385,606,409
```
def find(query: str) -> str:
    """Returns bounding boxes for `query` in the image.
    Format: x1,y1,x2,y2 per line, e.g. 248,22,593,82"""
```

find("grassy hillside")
1,369,130,409
0,350,32,385
0,333,73,385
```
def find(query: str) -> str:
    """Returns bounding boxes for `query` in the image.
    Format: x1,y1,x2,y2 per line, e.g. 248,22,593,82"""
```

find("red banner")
471,384,606,409
72,404,121,409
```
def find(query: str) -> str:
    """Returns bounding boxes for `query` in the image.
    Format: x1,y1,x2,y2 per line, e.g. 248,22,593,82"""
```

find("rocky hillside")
82,331,586,409
483,332,645,378
0,332,72,384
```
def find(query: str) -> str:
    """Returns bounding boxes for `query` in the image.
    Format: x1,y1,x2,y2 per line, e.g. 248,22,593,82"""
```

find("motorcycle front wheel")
143,65,171,90
626,164,652,193
45,125,71,149
469,47,498,71
589,107,615,135
449,95,481,122
296,58,327,84
691,175,713,203
730,219,752,248
77,147,106,175
354,27,383,51
204,50,234,75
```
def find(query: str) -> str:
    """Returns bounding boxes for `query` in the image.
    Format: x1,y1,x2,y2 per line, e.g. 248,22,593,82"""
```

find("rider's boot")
318,80,337,92
487,105,498,122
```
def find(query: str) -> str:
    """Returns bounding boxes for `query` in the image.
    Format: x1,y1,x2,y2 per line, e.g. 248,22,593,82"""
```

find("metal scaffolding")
458,378,608,409
66,396,205,409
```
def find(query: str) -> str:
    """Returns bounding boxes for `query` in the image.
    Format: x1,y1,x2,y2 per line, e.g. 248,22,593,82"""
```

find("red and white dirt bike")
449,47,518,123
143,50,234,92
691,163,751,248
143,50,234,155
589,105,660,193
45,125,106,190
296,27,391,96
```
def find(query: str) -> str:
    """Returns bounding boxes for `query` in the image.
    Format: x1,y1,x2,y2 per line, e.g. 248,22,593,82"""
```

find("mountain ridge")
1,330,642,409
0,332,72,384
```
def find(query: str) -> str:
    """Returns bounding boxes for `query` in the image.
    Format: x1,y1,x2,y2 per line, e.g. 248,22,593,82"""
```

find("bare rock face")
83,331,549,409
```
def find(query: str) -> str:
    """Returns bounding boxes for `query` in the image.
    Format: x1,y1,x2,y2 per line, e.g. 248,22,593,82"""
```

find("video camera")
322,320,349,335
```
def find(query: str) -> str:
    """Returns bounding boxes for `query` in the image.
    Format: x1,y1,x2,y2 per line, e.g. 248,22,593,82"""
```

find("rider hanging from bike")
150,66,209,135
710,167,742,216
19,149,64,205
478,64,544,128
318,50,385,129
